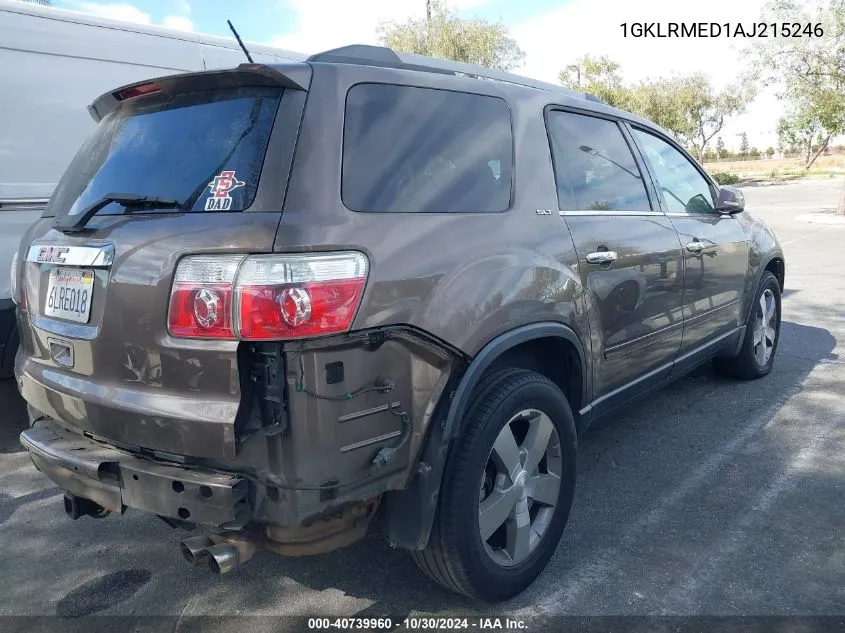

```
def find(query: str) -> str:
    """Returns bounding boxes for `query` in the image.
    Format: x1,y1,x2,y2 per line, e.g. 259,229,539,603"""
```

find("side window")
546,111,651,212
342,84,513,213
633,130,715,214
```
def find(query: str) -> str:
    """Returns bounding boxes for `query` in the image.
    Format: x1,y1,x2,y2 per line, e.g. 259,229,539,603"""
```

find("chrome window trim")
664,212,728,219
558,210,665,217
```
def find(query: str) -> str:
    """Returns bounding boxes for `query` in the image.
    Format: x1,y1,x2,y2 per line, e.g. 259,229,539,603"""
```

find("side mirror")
715,186,745,214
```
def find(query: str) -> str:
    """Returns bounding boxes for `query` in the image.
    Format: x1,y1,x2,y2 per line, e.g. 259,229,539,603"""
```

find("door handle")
585,250,618,264
685,241,704,253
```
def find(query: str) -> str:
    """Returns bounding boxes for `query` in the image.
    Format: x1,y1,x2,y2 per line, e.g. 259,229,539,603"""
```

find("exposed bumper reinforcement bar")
20,421,249,527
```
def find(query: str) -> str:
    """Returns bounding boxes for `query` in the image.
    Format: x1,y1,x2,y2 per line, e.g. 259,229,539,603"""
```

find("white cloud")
269,0,426,53
162,15,194,31
69,2,195,33
73,1,151,24
269,0,492,53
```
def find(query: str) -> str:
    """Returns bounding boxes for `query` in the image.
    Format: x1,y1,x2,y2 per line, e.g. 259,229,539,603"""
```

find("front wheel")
714,271,782,380
412,368,577,601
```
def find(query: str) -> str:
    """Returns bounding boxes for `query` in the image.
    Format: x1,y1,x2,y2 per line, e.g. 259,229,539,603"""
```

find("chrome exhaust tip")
206,544,240,575
180,535,214,566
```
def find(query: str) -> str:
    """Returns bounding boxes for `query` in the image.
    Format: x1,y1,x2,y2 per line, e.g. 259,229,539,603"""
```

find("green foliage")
711,171,741,185
677,74,755,160
559,59,752,159
739,132,750,154
766,147,776,158
777,103,826,164
628,76,697,141
716,136,727,159
559,55,631,108
377,0,525,71
751,0,845,168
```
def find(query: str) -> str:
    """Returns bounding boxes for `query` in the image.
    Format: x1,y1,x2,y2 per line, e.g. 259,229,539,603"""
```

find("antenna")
227,19,254,64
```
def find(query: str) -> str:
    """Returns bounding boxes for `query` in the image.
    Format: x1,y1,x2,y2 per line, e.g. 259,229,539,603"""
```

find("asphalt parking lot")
1,177,843,622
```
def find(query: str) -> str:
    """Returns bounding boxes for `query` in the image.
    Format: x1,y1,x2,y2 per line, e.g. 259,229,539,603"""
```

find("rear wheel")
714,271,781,380
412,368,577,601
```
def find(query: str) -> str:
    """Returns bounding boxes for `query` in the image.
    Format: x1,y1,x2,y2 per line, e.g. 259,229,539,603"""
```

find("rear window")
48,87,282,218
342,83,513,213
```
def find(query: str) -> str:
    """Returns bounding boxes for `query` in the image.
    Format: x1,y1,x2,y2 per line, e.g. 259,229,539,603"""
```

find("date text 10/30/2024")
621,22,824,37
307,617,528,630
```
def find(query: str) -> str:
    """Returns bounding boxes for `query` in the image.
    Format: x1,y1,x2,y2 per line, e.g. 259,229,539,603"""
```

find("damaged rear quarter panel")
227,329,459,526
261,64,587,522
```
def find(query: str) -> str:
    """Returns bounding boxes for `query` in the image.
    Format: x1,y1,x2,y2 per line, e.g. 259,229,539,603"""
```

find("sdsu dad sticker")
205,171,245,211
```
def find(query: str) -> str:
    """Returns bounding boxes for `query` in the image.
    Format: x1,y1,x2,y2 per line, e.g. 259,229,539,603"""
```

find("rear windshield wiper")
54,193,184,233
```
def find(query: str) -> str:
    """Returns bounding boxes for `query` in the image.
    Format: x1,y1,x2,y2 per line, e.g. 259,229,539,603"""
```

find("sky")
50,0,786,150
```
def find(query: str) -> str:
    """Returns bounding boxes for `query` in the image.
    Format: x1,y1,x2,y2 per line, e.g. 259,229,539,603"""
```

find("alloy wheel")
753,288,777,366
478,408,562,567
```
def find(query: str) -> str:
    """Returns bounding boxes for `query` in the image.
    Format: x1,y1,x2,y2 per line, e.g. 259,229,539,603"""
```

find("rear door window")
546,111,651,212
342,83,513,213
49,87,282,218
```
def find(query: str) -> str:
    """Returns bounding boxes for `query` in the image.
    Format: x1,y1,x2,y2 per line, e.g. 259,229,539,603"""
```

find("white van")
0,0,304,376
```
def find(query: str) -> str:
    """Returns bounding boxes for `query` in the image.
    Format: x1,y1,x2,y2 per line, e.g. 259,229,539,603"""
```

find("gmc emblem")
36,246,69,264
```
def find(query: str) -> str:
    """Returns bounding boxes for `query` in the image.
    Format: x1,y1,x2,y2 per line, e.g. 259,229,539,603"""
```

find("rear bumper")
20,420,249,527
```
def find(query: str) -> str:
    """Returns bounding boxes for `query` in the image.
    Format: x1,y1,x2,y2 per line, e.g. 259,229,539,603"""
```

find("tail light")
167,252,369,341
168,255,244,339
115,82,161,101
234,253,369,340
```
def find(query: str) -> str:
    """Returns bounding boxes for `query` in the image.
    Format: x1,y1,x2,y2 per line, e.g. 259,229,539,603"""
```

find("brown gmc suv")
12,45,785,601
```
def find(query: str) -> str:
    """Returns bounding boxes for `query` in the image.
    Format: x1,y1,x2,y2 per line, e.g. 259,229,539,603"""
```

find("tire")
412,368,577,601
714,271,781,380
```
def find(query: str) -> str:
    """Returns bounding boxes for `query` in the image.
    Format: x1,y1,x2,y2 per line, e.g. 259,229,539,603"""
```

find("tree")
559,55,631,108
378,0,525,71
716,136,727,159
559,59,752,155
777,105,824,165
676,74,754,161
751,0,845,209
628,76,696,143
739,132,750,157
766,146,776,158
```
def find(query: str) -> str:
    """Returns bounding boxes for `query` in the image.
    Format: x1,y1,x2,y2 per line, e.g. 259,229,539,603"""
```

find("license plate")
45,267,94,324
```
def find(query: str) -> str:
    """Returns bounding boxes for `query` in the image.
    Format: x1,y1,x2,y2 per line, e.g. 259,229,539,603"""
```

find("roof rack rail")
306,45,455,76
306,44,592,101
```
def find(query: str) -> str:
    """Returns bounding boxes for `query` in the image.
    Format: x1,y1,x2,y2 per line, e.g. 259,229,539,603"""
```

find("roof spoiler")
88,63,311,122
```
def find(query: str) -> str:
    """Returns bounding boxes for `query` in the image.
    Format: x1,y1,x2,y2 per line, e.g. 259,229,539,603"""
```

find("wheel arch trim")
744,250,785,325
442,322,588,440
